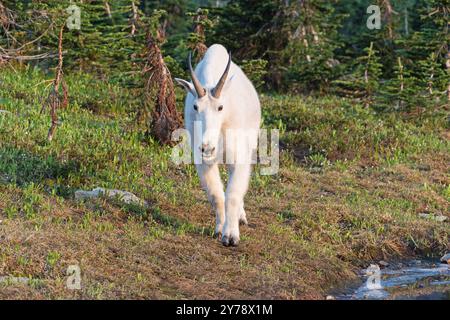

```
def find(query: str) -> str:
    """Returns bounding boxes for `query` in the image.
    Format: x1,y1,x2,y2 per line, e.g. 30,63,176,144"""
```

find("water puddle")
336,260,450,300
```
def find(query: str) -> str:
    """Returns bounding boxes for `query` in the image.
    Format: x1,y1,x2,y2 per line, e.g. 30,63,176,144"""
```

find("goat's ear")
175,78,195,96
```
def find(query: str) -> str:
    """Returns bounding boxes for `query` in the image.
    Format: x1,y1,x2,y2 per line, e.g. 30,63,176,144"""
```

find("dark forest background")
1,0,448,112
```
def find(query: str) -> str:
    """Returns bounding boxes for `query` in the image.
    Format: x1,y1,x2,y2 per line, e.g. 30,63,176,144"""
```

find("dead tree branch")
40,26,68,142
142,30,181,145
0,1,18,46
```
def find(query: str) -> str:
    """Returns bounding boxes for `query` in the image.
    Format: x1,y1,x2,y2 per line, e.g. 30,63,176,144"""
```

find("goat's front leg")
197,163,225,237
222,164,251,246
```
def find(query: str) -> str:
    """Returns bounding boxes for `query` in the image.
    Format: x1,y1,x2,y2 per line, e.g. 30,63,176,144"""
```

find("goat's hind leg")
197,164,225,237
239,204,248,225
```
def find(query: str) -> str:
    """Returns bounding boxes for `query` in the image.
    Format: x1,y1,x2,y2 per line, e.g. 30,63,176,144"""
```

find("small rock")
434,215,448,222
0,276,30,285
75,187,149,208
326,295,335,300
379,260,389,268
440,253,450,264
416,164,431,171
418,213,447,222
365,264,380,275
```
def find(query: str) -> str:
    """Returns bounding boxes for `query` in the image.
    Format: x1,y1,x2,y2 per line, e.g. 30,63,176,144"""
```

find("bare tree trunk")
289,1,317,63
379,0,397,39
301,26,311,62
363,42,375,108
131,0,138,36
447,50,450,101
398,57,404,92
104,1,112,20
190,8,209,61
310,25,319,44
427,53,435,95
404,7,409,36
364,43,374,85
397,57,405,109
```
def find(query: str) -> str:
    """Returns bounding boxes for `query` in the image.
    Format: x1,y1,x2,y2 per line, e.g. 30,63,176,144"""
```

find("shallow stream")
336,260,449,300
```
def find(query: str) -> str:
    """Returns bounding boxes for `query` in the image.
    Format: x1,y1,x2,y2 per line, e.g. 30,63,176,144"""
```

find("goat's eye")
193,105,198,111
218,105,223,112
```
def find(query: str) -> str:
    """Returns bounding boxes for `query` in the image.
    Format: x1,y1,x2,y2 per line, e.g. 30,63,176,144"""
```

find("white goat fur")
175,44,261,246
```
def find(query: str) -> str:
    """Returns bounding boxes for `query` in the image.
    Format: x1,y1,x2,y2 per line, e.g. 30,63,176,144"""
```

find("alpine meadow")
0,0,448,300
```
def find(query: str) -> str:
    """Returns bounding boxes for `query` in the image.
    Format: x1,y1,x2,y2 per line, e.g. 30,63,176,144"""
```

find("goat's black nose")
200,144,215,155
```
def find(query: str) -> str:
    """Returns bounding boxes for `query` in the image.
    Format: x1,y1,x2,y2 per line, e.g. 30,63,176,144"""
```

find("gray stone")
434,215,448,222
379,260,389,267
0,276,30,285
416,164,431,171
418,213,447,222
75,187,149,208
365,264,380,275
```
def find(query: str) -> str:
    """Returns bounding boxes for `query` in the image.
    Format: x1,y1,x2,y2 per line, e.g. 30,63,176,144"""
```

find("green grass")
0,66,448,299
262,94,448,165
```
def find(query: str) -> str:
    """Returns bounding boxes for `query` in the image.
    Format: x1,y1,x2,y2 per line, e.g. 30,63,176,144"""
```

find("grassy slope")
0,67,448,299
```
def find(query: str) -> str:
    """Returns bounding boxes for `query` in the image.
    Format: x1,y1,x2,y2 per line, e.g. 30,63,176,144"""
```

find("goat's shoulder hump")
204,44,228,59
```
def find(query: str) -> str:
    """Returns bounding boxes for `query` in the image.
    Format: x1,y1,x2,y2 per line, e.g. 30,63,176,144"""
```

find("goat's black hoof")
239,217,248,226
222,235,239,247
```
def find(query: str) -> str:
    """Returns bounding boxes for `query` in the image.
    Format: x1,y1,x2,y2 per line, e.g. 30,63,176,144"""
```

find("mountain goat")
175,44,261,246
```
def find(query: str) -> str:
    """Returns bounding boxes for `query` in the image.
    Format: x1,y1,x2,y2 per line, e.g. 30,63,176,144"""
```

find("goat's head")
175,52,232,161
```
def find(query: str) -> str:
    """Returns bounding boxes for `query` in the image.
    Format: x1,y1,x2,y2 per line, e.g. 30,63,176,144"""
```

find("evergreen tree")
240,58,268,89
281,0,344,92
186,8,215,61
99,0,150,85
1,0,447,103
334,42,383,107
411,0,448,101
381,56,420,110
144,0,195,61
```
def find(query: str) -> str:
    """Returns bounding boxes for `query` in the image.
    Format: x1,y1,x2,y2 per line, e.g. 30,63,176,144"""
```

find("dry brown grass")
0,149,447,299
0,72,448,299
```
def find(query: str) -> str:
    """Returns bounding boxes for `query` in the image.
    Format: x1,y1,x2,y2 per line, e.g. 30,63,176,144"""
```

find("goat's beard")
201,153,217,164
